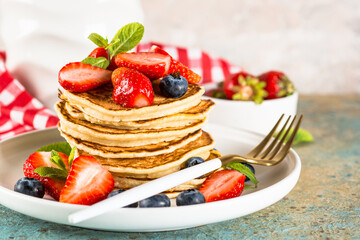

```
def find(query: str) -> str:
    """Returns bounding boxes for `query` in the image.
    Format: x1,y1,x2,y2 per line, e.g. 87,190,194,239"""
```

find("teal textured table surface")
1,95,359,239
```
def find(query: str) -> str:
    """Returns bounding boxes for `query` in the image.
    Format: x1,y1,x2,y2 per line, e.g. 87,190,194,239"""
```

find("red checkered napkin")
0,52,59,140
0,43,240,140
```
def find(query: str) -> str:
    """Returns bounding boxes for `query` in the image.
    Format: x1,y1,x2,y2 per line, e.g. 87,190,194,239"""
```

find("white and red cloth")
0,42,240,141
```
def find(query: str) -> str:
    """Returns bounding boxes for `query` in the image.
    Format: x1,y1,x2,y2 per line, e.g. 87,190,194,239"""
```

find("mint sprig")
37,142,72,155
275,128,314,145
35,143,77,180
68,146,76,168
226,162,258,186
50,150,67,171
34,167,68,181
88,33,108,48
293,128,314,145
81,57,110,69
84,22,144,68
107,22,144,58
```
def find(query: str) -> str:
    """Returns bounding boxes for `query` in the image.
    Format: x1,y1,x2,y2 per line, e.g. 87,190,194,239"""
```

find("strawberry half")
199,169,246,202
58,62,112,92
88,47,108,59
115,52,171,80
150,45,201,84
23,151,69,200
258,71,295,99
59,155,114,205
112,67,154,108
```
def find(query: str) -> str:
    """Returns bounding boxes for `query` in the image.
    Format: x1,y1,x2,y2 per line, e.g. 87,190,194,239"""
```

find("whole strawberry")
258,71,295,99
23,151,69,200
88,47,108,59
112,67,154,108
224,72,267,104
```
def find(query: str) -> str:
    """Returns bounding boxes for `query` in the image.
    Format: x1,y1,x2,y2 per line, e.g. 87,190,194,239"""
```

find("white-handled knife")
68,158,222,224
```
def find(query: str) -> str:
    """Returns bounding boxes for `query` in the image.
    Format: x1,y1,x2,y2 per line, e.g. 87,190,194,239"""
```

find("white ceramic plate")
0,124,301,232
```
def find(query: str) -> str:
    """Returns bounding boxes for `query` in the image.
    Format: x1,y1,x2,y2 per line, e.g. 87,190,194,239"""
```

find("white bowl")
203,92,298,134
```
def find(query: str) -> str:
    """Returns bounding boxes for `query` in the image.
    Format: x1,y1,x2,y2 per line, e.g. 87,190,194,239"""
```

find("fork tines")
246,114,303,163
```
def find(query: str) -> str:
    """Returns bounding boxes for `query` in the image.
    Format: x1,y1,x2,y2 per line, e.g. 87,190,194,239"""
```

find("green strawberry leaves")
226,162,258,186
35,142,77,180
81,57,110,69
231,76,268,104
108,22,144,58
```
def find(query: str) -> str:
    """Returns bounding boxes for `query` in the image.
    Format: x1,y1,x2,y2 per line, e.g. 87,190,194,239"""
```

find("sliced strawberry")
114,52,171,80
149,45,169,55
199,169,246,202
150,45,201,84
112,67,154,108
58,62,112,92
88,47,108,59
59,155,114,205
23,151,69,200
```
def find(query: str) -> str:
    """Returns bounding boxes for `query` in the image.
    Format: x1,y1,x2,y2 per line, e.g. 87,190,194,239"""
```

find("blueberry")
159,71,188,98
107,189,138,208
242,163,255,182
185,157,205,178
14,177,45,198
185,157,205,168
176,189,205,206
139,194,170,208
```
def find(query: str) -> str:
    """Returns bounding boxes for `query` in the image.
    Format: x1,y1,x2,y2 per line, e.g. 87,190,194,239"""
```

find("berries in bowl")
204,70,298,134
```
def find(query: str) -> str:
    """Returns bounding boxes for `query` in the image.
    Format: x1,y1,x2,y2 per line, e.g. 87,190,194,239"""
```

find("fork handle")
220,154,248,166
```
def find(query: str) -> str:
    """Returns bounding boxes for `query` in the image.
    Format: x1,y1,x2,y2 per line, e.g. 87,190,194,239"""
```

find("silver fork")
220,114,303,166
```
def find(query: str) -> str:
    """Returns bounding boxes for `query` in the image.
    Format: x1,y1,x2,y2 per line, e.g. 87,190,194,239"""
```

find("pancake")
64,99,215,130
77,131,215,179
56,101,207,146
113,149,222,190
114,177,206,192
60,83,205,121
60,129,203,158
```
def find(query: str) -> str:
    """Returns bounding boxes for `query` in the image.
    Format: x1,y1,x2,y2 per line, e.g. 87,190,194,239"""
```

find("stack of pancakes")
55,82,218,198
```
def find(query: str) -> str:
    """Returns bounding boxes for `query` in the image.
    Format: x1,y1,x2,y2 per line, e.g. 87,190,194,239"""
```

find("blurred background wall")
140,0,360,94
1,0,359,94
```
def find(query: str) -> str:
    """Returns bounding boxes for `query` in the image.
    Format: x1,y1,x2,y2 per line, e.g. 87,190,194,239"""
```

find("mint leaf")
275,128,314,145
226,162,258,186
108,22,144,58
88,33,108,48
68,147,76,168
50,150,67,172
293,128,314,145
34,167,68,181
37,142,72,155
81,57,110,69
